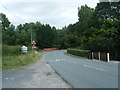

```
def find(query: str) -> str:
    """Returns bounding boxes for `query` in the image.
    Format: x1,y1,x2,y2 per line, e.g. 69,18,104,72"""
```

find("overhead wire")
0,2,25,23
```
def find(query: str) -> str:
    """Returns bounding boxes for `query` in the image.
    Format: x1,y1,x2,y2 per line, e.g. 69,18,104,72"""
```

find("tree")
16,24,23,32
77,5,94,46
83,19,120,59
0,13,10,30
35,23,56,49
2,24,16,45
93,2,120,21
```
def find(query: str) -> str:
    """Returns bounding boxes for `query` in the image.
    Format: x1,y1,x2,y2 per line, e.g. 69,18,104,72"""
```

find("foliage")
0,13,10,30
1,1,120,60
35,23,56,49
2,24,17,45
95,2,120,21
59,2,120,60
67,48,90,58
83,20,119,54
77,4,94,43
1,13,57,48
2,51,44,70
65,52,89,59
2,44,21,56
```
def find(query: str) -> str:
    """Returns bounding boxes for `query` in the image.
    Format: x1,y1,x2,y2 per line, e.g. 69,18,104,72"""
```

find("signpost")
32,40,37,50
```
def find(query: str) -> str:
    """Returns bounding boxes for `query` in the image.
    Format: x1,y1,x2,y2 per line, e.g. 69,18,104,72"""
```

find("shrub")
2,45,21,55
67,48,91,58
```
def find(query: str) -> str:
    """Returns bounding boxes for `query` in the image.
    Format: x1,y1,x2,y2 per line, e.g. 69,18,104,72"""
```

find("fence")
110,56,120,61
43,48,57,51
91,52,109,62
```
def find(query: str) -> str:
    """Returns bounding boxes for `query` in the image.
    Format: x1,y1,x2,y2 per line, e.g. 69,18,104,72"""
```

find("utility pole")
31,25,32,44
0,20,2,44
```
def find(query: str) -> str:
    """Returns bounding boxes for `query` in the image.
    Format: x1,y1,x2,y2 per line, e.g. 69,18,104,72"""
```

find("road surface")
43,50,119,88
2,56,71,88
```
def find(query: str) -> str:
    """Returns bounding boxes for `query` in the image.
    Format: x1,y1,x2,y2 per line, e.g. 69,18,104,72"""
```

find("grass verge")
64,52,108,62
64,52,89,60
2,51,45,70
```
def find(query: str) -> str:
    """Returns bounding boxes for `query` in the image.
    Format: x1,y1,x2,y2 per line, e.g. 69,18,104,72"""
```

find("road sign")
32,45,37,49
32,40,36,45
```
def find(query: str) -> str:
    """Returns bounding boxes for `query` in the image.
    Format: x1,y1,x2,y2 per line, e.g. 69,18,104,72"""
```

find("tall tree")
77,5,94,46
35,23,56,49
0,13,10,30
94,2,120,21
2,24,16,45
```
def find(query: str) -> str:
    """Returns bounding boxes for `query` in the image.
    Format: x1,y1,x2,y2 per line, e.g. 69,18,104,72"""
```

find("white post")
98,52,100,61
92,52,93,59
107,53,110,62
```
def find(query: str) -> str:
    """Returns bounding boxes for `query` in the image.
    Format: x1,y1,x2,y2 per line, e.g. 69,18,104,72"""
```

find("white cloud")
0,0,99,29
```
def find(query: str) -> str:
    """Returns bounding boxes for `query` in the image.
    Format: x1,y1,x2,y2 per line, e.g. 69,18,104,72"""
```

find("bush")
67,48,91,58
2,45,21,55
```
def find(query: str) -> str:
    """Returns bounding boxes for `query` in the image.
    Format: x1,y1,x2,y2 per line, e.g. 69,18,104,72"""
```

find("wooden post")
98,52,100,61
107,53,110,62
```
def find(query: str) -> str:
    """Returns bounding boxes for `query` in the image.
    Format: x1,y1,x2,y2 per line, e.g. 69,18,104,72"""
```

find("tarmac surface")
44,50,119,88
2,55,72,88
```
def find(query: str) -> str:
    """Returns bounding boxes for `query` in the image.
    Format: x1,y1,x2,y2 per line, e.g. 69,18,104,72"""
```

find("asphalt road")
2,56,71,88
44,50,119,88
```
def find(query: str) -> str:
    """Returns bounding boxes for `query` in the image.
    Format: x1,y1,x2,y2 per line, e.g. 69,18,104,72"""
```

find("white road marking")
66,59,77,64
48,59,61,62
48,60,57,62
48,59,77,64
5,78,15,80
11,78,15,80
83,65,104,71
55,59,60,61
61,59,66,61
5,78,9,79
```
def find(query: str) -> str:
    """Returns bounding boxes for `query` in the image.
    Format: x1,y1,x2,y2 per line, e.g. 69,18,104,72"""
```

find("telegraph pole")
31,25,32,44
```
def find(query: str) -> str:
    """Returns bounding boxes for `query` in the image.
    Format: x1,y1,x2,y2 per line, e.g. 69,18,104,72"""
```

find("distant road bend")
44,50,119,88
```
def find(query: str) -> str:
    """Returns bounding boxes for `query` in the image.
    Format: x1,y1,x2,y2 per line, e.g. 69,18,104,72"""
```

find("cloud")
0,0,99,29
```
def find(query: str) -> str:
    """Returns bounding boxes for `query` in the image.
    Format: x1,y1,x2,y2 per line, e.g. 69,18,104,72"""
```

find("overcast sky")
0,0,99,29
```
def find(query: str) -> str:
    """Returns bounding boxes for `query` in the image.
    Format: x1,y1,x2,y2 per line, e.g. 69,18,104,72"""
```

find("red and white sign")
32,45,37,49
32,40,37,49
32,40,36,45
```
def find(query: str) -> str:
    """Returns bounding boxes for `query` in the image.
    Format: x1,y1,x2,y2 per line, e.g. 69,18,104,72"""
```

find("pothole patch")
43,71,52,76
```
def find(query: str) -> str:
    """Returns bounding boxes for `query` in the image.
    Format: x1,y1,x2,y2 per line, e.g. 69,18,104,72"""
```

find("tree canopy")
1,1,120,60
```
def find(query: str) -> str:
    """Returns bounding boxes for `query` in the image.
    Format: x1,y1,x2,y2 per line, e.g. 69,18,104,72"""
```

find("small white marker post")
107,53,110,62
92,52,93,60
98,52,100,61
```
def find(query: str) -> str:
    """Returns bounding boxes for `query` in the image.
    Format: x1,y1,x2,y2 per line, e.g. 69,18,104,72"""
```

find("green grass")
64,52,108,62
64,52,89,60
2,51,45,70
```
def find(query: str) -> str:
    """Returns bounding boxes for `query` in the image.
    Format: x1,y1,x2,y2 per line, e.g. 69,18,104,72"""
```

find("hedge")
2,45,21,56
67,48,91,58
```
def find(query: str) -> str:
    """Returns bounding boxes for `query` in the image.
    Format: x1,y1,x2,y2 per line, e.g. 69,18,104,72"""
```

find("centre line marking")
66,60,77,64
83,65,104,71
5,78,15,80
5,78,9,79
